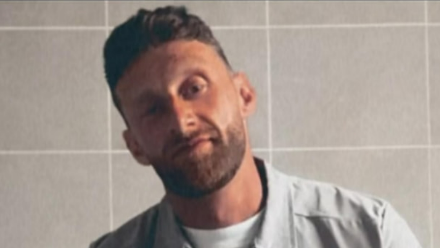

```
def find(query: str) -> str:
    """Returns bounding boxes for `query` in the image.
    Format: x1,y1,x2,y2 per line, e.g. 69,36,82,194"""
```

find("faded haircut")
103,6,231,113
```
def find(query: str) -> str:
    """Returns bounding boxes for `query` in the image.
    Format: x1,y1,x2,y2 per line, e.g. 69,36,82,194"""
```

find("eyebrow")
130,66,209,105
133,90,162,106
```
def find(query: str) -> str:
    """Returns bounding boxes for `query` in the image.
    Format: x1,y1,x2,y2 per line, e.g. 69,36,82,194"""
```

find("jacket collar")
153,157,296,248
254,157,296,248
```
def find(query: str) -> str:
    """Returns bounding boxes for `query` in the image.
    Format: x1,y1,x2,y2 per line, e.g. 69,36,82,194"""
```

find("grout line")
429,23,440,26
2,22,439,32
428,148,434,248
0,145,438,155
251,148,269,153
271,145,432,152
0,26,108,31
424,2,434,248
269,23,426,29
112,149,130,154
0,148,271,155
425,0,433,148
1,145,439,155
211,25,266,30
265,0,273,165
0,148,272,155
0,150,110,155
104,0,114,232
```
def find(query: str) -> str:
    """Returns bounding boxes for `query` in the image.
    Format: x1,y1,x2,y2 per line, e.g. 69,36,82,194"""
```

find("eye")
188,83,204,94
145,103,161,116
182,78,207,99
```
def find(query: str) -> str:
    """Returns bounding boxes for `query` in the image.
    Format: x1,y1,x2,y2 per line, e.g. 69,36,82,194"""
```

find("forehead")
116,40,228,97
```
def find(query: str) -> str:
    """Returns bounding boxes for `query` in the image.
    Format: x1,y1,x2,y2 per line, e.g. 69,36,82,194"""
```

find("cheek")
203,88,240,130
133,121,167,157
122,102,168,158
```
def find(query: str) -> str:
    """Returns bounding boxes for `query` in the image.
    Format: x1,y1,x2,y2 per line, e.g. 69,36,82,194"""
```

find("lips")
172,136,210,157
187,136,208,146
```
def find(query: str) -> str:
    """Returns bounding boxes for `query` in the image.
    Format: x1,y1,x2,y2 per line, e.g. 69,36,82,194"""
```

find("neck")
165,147,264,229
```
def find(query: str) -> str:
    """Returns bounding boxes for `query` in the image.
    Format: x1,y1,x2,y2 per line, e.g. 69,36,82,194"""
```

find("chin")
156,123,246,198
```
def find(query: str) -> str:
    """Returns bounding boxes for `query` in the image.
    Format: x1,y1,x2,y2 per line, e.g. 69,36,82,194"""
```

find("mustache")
164,126,219,154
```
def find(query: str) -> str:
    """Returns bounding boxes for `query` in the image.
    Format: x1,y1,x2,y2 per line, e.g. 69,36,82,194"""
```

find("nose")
168,98,198,135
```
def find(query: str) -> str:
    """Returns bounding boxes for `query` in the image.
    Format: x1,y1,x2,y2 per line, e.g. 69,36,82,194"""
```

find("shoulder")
89,204,160,248
275,172,421,247
272,169,387,224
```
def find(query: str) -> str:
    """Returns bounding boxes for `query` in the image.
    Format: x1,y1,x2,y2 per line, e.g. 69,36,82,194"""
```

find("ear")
123,129,151,166
232,72,256,118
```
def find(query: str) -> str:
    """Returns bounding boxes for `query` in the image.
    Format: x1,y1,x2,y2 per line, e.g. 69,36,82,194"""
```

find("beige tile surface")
272,149,430,247
111,107,127,150
0,31,108,150
432,149,440,248
0,154,109,248
429,1,440,23
0,1,105,26
112,154,164,228
271,27,427,147
108,1,265,27
269,1,424,25
429,27,440,145
0,1,436,247
112,30,269,150
253,151,270,163
214,30,268,149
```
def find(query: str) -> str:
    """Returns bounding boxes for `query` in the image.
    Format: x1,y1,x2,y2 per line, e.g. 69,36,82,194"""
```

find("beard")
150,118,246,199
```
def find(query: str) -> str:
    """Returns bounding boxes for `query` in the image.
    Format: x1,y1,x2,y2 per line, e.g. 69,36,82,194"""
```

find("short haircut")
103,6,231,113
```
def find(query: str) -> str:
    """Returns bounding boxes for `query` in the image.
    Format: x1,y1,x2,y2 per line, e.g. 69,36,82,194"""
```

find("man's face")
116,40,255,198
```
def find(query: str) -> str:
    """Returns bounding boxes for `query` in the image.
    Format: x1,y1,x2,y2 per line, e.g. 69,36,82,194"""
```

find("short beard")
151,120,246,199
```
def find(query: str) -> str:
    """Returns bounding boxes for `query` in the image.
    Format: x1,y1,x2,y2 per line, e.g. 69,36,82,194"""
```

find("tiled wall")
0,1,438,247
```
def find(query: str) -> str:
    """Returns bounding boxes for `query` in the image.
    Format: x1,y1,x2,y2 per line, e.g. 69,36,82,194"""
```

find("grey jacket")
90,158,422,248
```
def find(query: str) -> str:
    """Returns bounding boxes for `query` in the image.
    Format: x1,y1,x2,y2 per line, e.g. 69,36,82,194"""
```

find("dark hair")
103,6,231,113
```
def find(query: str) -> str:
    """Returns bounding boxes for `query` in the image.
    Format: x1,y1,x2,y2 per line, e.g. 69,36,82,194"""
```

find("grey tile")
429,1,440,23
108,1,265,27
112,154,164,228
272,149,430,247
214,30,268,149
271,28,427,147
0,154,109,248
0,31,108,150
429,27,440,145
0,1,104,26
111,106,127,150
111,30,269,150
252,150,270,163
269,1,424,25
432,149,440,248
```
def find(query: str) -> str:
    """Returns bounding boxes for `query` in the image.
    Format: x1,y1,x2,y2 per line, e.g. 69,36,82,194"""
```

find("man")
91,6,422,248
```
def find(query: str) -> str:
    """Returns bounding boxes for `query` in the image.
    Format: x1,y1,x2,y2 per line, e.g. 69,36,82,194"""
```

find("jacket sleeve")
379,203,423,248
89,233,110,248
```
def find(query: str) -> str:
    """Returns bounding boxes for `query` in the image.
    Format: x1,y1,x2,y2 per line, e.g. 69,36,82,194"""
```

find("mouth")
172,136,211,157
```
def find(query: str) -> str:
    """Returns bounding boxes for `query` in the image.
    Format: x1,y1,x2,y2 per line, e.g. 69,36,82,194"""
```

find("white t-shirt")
182,209,265,248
